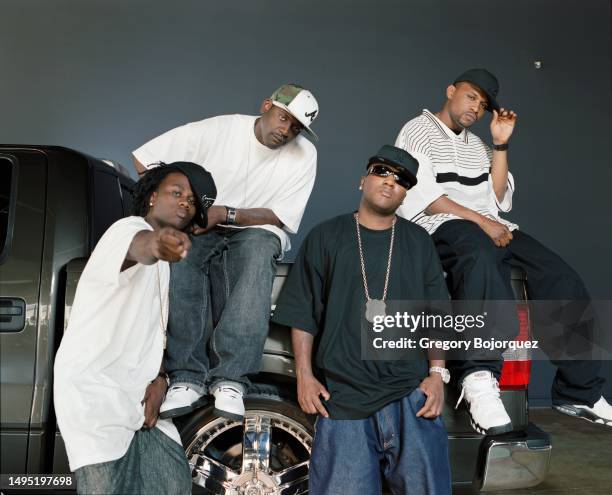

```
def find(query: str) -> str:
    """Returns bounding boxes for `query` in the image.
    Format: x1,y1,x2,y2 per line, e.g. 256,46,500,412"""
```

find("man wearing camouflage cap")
133,83,319,420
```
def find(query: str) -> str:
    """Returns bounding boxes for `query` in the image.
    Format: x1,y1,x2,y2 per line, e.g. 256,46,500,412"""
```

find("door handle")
0,297,26,332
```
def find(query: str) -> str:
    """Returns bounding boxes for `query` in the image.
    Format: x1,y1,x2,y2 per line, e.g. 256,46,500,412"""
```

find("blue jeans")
164,227,281,392
74,427,191,494
309,388,451,495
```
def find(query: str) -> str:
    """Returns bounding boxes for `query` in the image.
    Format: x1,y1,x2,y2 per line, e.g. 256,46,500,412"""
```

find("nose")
382,174,397,187
178,197,190,209
278,120,291,136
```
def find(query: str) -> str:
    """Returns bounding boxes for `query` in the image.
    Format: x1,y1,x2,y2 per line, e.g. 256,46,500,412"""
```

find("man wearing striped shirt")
395,68,611,434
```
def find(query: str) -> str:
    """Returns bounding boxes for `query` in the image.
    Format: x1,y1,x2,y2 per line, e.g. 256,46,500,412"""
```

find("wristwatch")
492,142,509,151
225,206,237,225
429,366,450,384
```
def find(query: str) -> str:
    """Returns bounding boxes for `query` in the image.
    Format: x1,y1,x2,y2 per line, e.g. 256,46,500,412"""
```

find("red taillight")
499,303,532,389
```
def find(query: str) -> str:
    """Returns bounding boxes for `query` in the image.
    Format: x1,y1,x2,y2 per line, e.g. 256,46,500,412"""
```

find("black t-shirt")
272,213,449,419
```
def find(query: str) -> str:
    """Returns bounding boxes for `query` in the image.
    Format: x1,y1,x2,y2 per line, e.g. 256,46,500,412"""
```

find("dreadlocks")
131,163,183,217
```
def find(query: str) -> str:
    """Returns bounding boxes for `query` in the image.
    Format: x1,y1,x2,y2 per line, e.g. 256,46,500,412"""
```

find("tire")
177,384,314,495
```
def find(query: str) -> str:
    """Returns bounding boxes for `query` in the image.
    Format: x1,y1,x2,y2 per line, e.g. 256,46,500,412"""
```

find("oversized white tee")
133,114,317,252
53,216,180,471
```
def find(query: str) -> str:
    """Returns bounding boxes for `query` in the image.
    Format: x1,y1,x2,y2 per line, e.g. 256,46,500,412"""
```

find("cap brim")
271,101,319,141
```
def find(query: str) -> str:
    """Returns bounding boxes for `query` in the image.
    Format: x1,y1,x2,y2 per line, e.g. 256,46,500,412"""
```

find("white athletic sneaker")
159,385,205,419
212,383,245,421
457,371,513,435
553,396,612,426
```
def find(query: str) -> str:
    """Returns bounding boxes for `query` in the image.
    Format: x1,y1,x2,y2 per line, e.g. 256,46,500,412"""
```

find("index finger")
311,395,329,418
416,390,435,417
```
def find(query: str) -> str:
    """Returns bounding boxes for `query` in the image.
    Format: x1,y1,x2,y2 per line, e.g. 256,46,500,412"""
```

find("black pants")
432,220,604,406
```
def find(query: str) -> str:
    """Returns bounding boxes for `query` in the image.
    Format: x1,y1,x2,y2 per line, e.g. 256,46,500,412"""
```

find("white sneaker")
212,383,245,421
159,385,205,419
553,396,612,426
457,371,513,435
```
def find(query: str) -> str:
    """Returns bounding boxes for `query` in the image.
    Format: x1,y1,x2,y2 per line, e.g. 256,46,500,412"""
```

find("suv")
0,146,551,493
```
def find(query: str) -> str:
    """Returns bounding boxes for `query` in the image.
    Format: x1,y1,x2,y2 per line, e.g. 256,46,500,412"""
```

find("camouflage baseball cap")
270,84,319,141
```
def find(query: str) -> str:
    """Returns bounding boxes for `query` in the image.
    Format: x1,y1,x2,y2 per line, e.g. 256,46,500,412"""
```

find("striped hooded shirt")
395,109,518,234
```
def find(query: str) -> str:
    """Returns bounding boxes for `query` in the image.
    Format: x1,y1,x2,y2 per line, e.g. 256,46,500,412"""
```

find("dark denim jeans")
309,388,451,495
74,427,191,495
433,220,604,407
164,227,281,392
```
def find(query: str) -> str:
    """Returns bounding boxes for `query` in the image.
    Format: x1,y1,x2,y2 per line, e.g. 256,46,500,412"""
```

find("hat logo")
305,110,317,123
201,195,215,209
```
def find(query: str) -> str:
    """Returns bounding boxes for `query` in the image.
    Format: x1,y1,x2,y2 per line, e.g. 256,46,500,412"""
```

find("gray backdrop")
2,0,611,404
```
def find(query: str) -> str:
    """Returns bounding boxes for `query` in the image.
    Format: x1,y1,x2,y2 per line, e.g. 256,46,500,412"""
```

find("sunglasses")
368,164,412,189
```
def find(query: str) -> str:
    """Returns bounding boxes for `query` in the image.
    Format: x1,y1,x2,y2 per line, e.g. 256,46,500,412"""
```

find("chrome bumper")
479,423,551,491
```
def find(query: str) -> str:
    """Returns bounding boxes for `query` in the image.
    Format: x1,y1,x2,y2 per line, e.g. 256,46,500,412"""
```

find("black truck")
0,145,552,493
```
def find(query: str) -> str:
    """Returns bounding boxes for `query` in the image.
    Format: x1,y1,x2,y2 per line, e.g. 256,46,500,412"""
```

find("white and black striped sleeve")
397,152,447,221
489,171,515,212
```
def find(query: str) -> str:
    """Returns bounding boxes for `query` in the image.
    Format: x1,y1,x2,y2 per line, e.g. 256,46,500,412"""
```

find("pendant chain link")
354,212,396,302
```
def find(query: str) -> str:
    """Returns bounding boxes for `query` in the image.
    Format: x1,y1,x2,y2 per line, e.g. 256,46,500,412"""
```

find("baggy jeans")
163,227,281,393
309,388,451,495
432,219,604,407
74,427,191,495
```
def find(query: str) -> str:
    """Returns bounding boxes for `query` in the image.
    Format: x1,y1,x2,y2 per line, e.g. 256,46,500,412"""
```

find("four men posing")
55,72,611,495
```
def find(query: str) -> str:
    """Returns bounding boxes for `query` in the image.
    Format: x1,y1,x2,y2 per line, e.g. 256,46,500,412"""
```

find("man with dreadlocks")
53,163,216,495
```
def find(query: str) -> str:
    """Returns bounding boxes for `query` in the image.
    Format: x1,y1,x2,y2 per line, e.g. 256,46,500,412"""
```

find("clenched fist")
152,227,192,262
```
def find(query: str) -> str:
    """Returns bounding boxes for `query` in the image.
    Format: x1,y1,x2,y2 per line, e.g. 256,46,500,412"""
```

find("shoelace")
455,377,501,410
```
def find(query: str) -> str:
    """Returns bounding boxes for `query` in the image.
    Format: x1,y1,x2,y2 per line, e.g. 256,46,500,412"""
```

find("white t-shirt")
395,109,517,234
53,216,180,471
133,114,317,252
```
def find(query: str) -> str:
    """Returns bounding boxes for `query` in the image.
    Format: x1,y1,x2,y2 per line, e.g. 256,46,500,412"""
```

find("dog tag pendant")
365,299,386,323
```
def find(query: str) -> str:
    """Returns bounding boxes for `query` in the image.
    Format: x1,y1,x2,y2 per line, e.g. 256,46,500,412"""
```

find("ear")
445,84,456,100
260,99,274,114
359,177,365,190
149,190,158,208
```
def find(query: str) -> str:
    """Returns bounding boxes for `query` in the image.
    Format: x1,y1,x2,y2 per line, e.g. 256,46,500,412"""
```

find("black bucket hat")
169,161,217,228
453,68,500,112
366,145,419,188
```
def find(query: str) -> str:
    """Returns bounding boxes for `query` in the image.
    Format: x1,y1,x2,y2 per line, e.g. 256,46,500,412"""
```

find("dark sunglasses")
368,164,412,189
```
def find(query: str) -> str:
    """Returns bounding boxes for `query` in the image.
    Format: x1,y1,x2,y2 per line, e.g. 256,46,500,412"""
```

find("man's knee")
467,243,504,268
237,228,281,255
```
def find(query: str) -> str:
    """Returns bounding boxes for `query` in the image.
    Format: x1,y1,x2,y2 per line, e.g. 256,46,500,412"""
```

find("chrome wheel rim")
187,410,312,495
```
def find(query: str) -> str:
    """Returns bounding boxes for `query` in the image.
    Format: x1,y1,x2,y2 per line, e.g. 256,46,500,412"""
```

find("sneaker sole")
469,416,513,436
159,396,209,420
553,404,612,426
213,407,244,422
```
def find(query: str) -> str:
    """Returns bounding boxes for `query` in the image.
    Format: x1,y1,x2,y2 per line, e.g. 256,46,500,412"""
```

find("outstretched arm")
122,227,192,271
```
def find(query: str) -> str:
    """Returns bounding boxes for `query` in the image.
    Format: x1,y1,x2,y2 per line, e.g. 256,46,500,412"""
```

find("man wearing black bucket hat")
54,163,216,494
394,68,611,435
133,84,319,421
272,145,452,494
